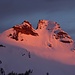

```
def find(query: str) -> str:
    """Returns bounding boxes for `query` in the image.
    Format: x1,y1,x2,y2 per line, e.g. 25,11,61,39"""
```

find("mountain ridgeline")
0,20,75,75
8,20,73,44
9,20,38,41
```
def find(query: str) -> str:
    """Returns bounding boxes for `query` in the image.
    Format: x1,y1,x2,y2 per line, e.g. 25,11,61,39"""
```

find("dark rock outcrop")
36,20,47,29
9,20,38,41
0,44,6,47
54,31,73,43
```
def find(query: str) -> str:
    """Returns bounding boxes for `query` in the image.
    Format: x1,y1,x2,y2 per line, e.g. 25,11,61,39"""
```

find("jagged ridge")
7,19,73,43
9,20,38,40
36,20,73,43
0,19,75,75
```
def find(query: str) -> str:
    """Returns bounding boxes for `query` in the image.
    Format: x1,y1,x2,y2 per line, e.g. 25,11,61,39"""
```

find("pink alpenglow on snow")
0,20,75,75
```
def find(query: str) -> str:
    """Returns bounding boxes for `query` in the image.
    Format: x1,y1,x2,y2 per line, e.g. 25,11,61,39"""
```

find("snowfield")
0,20,75,75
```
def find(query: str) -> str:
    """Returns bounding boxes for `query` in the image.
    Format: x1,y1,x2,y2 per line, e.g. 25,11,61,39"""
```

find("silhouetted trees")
0,68,5,75
46,72,49,75
8,69,33,75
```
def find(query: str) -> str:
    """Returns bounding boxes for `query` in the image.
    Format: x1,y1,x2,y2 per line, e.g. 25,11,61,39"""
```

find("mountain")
0,20,75,75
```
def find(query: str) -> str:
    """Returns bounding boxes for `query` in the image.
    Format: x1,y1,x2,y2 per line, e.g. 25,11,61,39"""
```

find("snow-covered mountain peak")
9,20,38,40
21,20,32,27
0,19,75,75
0,19,73,44
37,20,48,29
37,20,60,30
36,20,73,44
13,20,32,29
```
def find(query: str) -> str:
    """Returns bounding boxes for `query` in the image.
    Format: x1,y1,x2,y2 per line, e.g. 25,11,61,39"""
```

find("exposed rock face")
54,31,73,43
9,20,38,41
36,20,48,29
37,20,73,43
8,19,73,43
0,44,6,47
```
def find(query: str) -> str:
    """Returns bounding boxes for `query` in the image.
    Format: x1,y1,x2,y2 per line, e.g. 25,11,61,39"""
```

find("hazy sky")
0,0,75,40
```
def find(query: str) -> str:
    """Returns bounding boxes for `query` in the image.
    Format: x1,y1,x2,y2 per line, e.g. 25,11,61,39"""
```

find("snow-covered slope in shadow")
0,43,75,75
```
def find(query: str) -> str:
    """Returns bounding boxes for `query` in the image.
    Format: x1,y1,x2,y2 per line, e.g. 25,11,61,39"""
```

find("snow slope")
0,20,75,75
